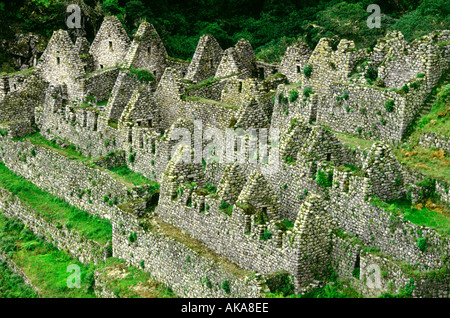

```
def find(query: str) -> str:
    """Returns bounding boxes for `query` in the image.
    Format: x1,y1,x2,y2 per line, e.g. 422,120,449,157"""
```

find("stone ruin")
0,15,448,298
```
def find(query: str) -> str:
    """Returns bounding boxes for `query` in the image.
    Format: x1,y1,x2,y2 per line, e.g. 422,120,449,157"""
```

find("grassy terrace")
183,96,239,110
0,213,175,298
15,132,158,188
0,260,38,298
0,161,112,245
371,197,450,237
394,83,450,183
108,165,159,191
333,130,375,149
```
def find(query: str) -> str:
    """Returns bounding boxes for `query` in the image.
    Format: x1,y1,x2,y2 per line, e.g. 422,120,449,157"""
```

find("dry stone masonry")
0,15,448,298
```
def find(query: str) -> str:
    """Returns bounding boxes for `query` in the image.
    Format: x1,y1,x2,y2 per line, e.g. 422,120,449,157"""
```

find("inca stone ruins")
0,15,449,298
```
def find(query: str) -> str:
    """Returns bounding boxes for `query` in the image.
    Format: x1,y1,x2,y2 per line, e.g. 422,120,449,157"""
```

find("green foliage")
0,162,112,244
303,64,312,78
303,86,314,98
128,232,137,243
221,280,231,294
205,183,216,194
289,90,299,103
417,237,428,252
127,68,155,83
0,128,8,136
316,170,333,188
391,0,450,41
261,229,272,241
219,200,233,216
385,100,395,112
0,261,38,298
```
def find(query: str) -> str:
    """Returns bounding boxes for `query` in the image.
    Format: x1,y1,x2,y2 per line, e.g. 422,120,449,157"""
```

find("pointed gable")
37,30,85,100
123,22,167,81
89,15,130,70
185,34,223,83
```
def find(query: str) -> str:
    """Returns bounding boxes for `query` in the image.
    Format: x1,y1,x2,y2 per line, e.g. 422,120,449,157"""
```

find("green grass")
0,213,177,298
266,279,362,298
333,131,375,149
15,132,159,190
0,260,38,298
97,262,176,298
183,96,239,109
16,132,88,161
108,165,160,190
0,161,112,245
370,197,450,237
394,146,450,183
0,213,97,298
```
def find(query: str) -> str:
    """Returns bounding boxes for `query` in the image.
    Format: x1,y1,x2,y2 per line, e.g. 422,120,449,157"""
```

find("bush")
127,67,155,83
316,170,333,188
289,90,299,102
128,232,137,243
417,237,428,252
385,100,395,112
303,64,312,77
221,280,231,294
303,86,314,98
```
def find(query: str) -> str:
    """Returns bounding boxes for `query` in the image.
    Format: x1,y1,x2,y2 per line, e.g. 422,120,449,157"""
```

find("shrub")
417,237,428,252
417,73,425,78
128,153,136,163
289,90,299,102
128,232,137,243
385,99,395,112
261,229,272,240
127,67,155,83
303,86,314,98
410,82,420,89
222,280,231,294
303,64,312,77
316,170,333,188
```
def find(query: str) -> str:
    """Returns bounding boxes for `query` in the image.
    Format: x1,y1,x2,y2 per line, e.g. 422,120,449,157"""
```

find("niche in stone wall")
258,67,264,79
296,65,301,74
57,57,60,65
238,81,242,93
343,178,349,193
109,41,113,51
353,252,361,279
147,46,151,55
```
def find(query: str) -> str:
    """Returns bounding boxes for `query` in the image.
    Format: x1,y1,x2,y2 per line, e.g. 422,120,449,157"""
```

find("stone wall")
419,133,450,153
0,136,131,220
0,187,105,264
83,67,120,103
89,16,130,70
112,208,263,298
